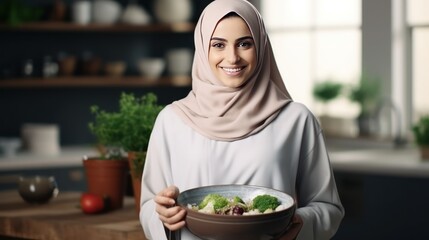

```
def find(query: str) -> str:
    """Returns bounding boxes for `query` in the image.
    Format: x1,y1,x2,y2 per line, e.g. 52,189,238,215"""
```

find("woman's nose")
226,47,240,63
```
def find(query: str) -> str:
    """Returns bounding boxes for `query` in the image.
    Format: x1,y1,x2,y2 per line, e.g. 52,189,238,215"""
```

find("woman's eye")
238,41,253,48
211,42,225,48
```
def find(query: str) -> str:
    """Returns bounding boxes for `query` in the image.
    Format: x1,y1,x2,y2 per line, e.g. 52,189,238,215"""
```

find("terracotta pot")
356,114,373,137
128,151,146,213
83,158,129,210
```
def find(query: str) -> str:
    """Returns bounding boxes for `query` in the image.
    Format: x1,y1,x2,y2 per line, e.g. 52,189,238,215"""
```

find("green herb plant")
89,92,164,173
412,115,429,147
0,0,43,26
348,74,381,117
313,80,343,103
312,79,343,118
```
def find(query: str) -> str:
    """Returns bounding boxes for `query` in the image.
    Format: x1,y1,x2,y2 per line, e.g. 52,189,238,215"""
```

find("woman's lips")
221,67,244,76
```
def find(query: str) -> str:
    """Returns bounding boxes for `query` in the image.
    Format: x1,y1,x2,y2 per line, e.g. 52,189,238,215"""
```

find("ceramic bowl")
137,58,165,78
104,61,127,77
177,185,295,240
58,55,77,76
92,0,122,24
165,48,193,76
18,176,59,204
0,137,21,157
82,56,102,75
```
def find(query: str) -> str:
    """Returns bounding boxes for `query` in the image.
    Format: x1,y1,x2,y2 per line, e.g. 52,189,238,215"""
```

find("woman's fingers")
154,194,175,207
163,185,180,198
157,206,185,221
164,219,186,231
154,186,186,231
154,186,180,207
159,207,187,231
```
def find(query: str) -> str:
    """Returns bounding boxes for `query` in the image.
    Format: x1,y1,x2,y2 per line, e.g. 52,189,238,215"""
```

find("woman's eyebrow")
210,36,254,42
211,37,227,41
237,36,253,41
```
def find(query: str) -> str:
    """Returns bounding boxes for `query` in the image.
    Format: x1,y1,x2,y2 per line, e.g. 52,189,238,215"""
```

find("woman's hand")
154,185,187,231
278,214,303,240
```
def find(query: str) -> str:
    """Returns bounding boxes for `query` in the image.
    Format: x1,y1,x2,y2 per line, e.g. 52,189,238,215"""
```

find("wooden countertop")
0,191,147,240
0,146,97,171
330,147,429,178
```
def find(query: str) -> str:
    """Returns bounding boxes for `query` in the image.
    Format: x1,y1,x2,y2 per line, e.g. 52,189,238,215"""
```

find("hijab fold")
172,0,292,141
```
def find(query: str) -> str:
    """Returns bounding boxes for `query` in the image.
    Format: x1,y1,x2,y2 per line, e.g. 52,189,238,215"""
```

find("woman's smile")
221,66,246,76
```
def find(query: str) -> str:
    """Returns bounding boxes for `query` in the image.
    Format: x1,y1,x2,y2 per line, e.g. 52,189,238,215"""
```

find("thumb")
166,185,180,199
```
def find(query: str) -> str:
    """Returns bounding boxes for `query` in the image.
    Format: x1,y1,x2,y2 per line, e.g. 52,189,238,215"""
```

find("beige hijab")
172,0,292,141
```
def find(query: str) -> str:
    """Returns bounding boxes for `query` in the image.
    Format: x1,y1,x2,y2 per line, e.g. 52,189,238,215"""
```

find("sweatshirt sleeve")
295,115,345,240
139,108,172,240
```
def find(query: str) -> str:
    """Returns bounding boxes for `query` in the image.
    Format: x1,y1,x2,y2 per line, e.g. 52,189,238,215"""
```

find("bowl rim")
177,184,296,219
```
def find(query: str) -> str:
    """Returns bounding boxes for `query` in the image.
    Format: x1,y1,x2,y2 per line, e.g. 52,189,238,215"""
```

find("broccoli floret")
198,193,229,211
251,194,280,213
233,196,244,204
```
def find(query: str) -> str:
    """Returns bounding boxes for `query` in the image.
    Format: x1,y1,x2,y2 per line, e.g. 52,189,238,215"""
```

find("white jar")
72,0,92,25
21,124,60,156
154,0,192,24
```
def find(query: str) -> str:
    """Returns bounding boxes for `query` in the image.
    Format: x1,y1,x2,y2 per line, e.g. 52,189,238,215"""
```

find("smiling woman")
139,1,344,239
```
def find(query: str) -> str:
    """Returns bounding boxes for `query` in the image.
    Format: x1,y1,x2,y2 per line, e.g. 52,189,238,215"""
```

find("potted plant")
312,80,343,136
85,98,130,211
412,115,429,160
115,92,164,213
348,74,381,136
313,79,343,114
89,92,164,213
313,80,343,103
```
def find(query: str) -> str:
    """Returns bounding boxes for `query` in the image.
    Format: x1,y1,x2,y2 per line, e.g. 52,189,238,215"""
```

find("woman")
139,0,344,239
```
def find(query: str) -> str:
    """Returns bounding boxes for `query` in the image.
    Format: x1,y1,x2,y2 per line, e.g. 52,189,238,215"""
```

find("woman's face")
209,16,257,88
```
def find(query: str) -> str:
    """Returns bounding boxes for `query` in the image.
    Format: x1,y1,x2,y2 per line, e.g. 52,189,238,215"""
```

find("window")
261,0,361,118
261,0,429,139
407,0,429,119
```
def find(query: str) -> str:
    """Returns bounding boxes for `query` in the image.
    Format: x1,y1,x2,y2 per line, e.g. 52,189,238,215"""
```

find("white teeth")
222,67,242,73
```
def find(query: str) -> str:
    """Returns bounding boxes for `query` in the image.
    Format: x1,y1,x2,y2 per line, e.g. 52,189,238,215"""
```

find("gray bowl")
18,176,59,204
177,184,295,240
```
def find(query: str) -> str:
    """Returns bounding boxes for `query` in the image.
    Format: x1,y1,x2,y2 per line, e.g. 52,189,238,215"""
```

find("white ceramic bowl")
92,0,122,24
0,137,21,157
165,48,193,76
121,3,151,25
138,58,165,78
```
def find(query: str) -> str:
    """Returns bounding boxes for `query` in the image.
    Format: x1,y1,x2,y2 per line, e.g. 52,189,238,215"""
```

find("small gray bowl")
177,184,295,240
18,176,59,204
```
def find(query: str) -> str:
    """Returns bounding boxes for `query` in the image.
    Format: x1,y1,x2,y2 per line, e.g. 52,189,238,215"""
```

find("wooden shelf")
0,22,194,88
0,22,195,33
0,76,191,88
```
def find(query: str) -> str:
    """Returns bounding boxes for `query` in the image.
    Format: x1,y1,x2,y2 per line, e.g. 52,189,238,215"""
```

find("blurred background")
0,0,428,239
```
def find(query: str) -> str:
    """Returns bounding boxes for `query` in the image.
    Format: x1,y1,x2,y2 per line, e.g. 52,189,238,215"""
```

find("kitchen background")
0,0,213,145
1,0,429,239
